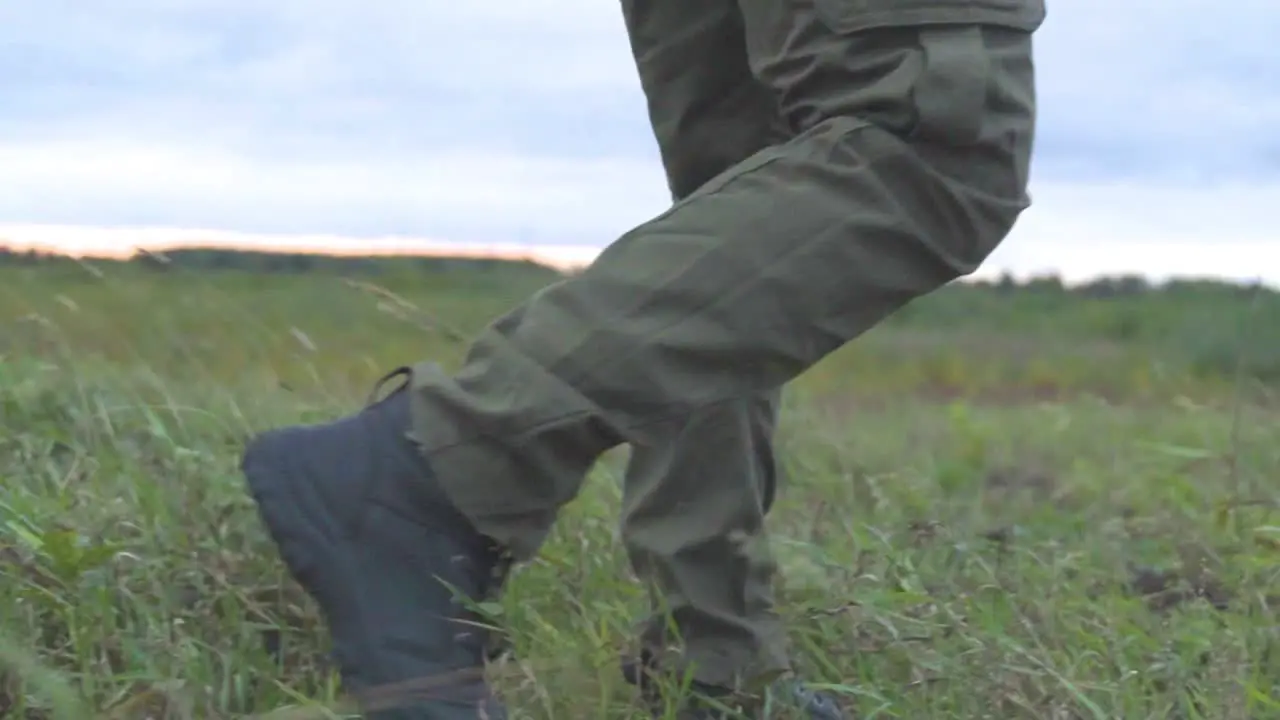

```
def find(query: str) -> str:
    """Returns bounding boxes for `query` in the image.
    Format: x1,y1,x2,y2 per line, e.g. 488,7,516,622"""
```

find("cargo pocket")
808,0,1039,144
811,0,1021,146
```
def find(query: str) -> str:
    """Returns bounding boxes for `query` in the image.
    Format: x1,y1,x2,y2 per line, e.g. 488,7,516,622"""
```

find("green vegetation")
1,250,1277,718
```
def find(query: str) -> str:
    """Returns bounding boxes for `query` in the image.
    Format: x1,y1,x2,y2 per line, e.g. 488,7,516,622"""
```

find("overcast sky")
0,1,1274,282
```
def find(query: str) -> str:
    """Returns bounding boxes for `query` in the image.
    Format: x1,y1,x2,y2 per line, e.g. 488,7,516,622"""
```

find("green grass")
1,262,1278,718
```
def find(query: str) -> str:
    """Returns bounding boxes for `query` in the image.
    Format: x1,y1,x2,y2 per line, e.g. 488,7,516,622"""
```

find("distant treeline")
0,244,1267,299
3,244,1276,382
0,245,565,281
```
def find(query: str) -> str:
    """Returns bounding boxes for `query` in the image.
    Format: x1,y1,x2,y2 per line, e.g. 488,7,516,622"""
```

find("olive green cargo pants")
408,0,1043,688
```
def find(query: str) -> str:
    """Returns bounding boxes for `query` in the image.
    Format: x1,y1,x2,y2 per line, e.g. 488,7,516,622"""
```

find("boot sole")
242,429,505,719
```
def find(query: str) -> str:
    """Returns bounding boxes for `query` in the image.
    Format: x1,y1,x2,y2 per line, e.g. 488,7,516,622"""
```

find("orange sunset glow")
0,223,602,271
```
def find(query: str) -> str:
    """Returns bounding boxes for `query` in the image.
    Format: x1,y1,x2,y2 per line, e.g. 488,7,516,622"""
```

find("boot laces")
363,362,519,664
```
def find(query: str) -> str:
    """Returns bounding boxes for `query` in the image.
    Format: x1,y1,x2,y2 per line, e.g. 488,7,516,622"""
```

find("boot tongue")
365,365,412,407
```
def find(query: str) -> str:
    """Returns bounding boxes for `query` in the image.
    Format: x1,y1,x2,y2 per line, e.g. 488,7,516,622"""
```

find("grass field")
1,258,1278,718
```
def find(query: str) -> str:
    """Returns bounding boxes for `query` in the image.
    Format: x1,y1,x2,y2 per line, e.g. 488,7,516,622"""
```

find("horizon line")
0,222,600,271
0,222,1273,290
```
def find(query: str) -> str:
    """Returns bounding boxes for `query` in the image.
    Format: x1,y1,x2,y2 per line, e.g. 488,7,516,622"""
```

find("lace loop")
365,365,412,407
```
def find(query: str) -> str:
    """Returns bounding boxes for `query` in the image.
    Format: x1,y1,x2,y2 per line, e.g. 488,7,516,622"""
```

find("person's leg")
617,0,795,691
408,0,1040,677
411,3,1041,573
622,0,791,200
242,1,1044,716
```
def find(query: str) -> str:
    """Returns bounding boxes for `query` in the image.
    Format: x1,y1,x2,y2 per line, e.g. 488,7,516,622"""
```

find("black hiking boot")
622,652,845,719
241,368,511,719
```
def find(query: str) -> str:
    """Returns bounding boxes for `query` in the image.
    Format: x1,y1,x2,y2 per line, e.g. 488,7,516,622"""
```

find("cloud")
0,0,1274,282
0,1,647,157
988,180,1276,284
1032,0,1280,183
0,138,670,244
